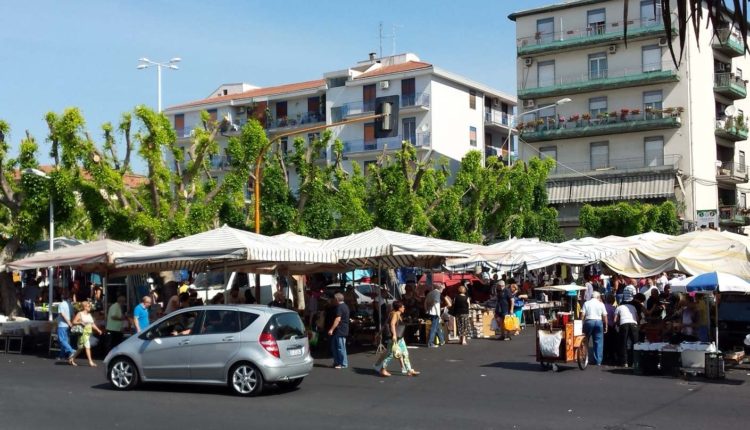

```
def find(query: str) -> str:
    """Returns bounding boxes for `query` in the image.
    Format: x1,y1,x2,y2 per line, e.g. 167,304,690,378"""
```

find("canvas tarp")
7,239,147,274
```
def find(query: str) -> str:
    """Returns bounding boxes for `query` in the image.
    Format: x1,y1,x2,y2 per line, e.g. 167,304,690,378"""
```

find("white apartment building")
510,0,750,235
163,53,516,193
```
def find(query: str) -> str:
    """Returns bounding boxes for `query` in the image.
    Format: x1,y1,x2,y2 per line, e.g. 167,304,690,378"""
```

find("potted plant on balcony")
675,106,685,117
609,111,618,123
582,112,591,124
569,114,580,127
620,108,629,120
535,118,545,131
630,108,641,117
663,107,675,117
557,115,565,129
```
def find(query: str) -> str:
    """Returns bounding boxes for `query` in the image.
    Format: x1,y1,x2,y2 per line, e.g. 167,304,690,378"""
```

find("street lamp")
22,168,54,322
137,57,181,113
520,97,572,117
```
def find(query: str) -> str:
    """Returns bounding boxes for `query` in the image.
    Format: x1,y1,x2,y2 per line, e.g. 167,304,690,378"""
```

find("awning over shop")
548,174,675,204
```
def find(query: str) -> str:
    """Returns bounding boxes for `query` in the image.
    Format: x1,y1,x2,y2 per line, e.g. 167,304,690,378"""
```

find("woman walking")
452,285,471,345
69,301,103,367
377,301,420,377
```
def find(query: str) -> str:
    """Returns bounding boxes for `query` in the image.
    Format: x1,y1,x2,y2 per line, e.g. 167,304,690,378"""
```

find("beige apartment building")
510,0,750,235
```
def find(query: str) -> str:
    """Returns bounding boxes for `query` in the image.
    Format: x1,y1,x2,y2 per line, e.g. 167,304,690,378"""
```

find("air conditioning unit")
237,106,246,114
524,57,534,67
380,80,390,89
658,37,668,47
524,99,536,108
608,44,617,54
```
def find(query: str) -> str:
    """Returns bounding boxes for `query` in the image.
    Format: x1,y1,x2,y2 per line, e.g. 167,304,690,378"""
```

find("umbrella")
669,271,750,294
536,284,586,293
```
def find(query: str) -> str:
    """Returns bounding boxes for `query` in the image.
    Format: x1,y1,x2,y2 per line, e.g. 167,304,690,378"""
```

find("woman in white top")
69,301,103,367
581,292,608,365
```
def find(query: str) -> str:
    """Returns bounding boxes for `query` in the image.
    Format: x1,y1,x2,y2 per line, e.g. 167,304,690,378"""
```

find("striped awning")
621,175,675,200
549,174,676,204
547,181,571,204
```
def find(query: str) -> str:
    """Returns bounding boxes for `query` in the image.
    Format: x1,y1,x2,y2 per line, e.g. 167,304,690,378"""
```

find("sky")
0,0,552,174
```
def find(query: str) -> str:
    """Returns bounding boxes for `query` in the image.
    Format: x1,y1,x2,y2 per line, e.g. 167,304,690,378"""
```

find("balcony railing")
342,132,430,154
518,62,679,99
209,155,232,171
548,154,681,177
519,110,683,142
715,118,749,142
517,16,669,56
331,101,376,121
484,109,514,127
719,205,750,226
712,28,746,57
714,72,747,100
268,112,326,129
715,160,748,183
401,92,431,109
174,127,192,138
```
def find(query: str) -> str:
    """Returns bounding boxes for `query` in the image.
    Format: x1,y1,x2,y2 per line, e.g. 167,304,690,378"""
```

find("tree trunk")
0,238,21,316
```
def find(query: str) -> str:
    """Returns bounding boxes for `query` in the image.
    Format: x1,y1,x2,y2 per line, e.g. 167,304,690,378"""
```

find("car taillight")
259,332,280,358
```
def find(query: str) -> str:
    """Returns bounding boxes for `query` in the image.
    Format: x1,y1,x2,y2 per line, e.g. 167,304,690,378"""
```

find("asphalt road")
1,330,749,430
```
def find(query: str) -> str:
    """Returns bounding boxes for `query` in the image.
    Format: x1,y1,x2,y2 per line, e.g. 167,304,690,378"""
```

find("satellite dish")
725,105,738,117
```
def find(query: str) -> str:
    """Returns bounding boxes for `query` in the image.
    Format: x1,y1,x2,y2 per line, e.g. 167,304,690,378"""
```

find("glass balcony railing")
518,62,679,99
342,132,431,154
519,110,683,143
401,92,431,109
484,109,514,127
209,155,232,171
268,112,326,129
517,16,670,56
548,154,681,177
712,28,746,57
715,118,749,141
714,72,747,100
719,205,750,226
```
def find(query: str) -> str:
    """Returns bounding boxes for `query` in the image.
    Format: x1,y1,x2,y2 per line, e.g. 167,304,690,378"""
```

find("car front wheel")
108,357,139,391
229,363,264,396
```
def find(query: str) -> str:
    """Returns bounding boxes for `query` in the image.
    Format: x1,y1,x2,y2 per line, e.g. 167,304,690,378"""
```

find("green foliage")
578,200,681,237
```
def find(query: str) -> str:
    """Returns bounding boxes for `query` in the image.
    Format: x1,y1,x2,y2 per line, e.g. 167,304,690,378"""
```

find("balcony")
331,101,376,122
712,28,745,57
719,205,750,227
548,154,681,178
516,17,671,56
342,132,430,155
518,62,679,100
174,127,193,139
714,72,747,100
519,111,683,143
715,118,749,142
715,160,749,184
268,112,326,130
484,108,514,129
400,92,431,111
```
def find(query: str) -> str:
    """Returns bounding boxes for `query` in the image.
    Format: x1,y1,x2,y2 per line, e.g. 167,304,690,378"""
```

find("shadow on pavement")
90,381,296,397
480,361,547,372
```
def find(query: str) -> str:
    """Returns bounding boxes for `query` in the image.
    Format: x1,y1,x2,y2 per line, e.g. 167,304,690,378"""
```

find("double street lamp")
22,168,54,321
137,57,181,113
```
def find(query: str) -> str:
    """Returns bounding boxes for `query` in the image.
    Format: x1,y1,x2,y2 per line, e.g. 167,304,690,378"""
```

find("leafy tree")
578,200,681,237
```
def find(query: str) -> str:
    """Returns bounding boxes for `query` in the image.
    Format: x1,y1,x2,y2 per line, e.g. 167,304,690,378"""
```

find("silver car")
103,305,312,396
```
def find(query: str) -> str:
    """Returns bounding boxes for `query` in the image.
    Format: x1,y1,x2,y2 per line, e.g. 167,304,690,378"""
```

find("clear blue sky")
0,0,550,173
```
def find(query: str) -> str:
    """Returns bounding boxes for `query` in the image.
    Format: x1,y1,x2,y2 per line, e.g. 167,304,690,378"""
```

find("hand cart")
536,321,588,372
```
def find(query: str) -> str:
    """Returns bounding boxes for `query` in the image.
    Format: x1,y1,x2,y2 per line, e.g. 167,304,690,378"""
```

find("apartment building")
510,0,750,235
163,53,516,193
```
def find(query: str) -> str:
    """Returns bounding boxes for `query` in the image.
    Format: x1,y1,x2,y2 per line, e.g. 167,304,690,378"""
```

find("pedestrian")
614,296,640,367
327,293,349,369
584,276,594,302
226,285,243,305
22,281,40,320
494,280,514,341
56,291,76,363
657,272,669,292
68,301,103,367
424,284,446,348
622,279,637,304
452,284,471,345
243,288,256,304
105,295,127,351
268,291,292,309
376,301,419,377
581,291,608,366
133,296,152,333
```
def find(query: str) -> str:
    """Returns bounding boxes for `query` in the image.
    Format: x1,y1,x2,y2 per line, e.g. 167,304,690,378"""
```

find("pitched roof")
354,61,432,79
166,79,326,111
15,166,148,189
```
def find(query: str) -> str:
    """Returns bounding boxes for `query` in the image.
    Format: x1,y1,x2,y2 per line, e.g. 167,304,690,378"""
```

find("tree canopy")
578,200,682,237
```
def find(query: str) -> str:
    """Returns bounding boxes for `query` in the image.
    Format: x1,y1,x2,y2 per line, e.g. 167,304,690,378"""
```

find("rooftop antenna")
391,24,403,56
379,22,383,59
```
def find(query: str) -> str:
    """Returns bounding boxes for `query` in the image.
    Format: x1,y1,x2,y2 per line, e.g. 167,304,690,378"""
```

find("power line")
517,136,613,184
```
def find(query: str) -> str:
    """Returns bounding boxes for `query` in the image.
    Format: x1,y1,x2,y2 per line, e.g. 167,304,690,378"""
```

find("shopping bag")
503,315,519,332
490,317,500,331
308,330,319,347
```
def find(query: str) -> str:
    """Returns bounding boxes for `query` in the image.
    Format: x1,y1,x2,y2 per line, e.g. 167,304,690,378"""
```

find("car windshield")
265,312,305,341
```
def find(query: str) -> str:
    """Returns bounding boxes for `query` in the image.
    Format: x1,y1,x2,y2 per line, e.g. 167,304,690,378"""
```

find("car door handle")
178,340,191,346
222,336,235,342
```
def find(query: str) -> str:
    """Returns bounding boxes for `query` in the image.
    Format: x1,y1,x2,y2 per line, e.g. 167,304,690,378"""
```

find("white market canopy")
114,225,339,272
485,238,591,271
602,229,750,279
7,239,147,274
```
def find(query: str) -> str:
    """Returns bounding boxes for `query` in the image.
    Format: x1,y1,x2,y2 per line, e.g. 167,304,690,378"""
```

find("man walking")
581,291,608,365
495,281,514,341
133,296,152,334
614,295,641,367
105,295,127,350
56,291,76,362
327,293,349,369
424,284,445,347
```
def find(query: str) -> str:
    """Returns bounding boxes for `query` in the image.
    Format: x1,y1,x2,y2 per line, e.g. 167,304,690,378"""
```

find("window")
280,137,289,154
148,310,201,338
174,114,185,132
275,101,287,120
587,9,606,35
469,90,476,110
590,142,609,169
265,313,306,341
540,146,557,172
538,105,556,123
402,78,416,106
589,52,608,80
538,61,555,87
200,310,240,334
307,132,320,144
402,117,416,144
740,150,746,173
737,68,744,79
327,76,347,88
644,136,664,167
589,96,608,118
240,312,260,331
642,45,662,72
742,193,747,209
363,84,376,112
536,17,554,43
207,109,218,123
643,90,663,119
640,1,661,26
469,126,477,147
364,123,376,150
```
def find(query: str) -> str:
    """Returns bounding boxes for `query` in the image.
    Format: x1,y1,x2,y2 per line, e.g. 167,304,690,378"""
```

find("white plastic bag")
538,330,563,358
490,317,499,331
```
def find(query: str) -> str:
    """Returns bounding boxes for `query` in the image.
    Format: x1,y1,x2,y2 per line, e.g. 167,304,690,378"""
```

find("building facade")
510,0,750,235
163,53,516,194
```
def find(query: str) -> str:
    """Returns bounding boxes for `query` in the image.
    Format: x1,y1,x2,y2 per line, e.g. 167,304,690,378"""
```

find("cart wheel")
551,363,559,372
576,344,589,370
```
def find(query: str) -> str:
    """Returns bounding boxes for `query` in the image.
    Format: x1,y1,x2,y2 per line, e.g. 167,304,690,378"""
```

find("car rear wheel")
276,377,304,390
229,363,264,396
108,357,139,391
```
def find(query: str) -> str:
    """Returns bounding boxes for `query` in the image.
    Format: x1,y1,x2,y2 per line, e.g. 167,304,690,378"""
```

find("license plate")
288,347,303,357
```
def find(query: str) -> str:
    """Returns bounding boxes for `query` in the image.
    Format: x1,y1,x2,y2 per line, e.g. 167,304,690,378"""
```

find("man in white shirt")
614,299,640,367
424,284,445,348
581,292,607,365
639,278,658,297
656,272,669,292
622,279,638,303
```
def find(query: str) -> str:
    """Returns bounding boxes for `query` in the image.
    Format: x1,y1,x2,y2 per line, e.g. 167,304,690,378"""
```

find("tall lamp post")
137,57,181,113
23,168,54,321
